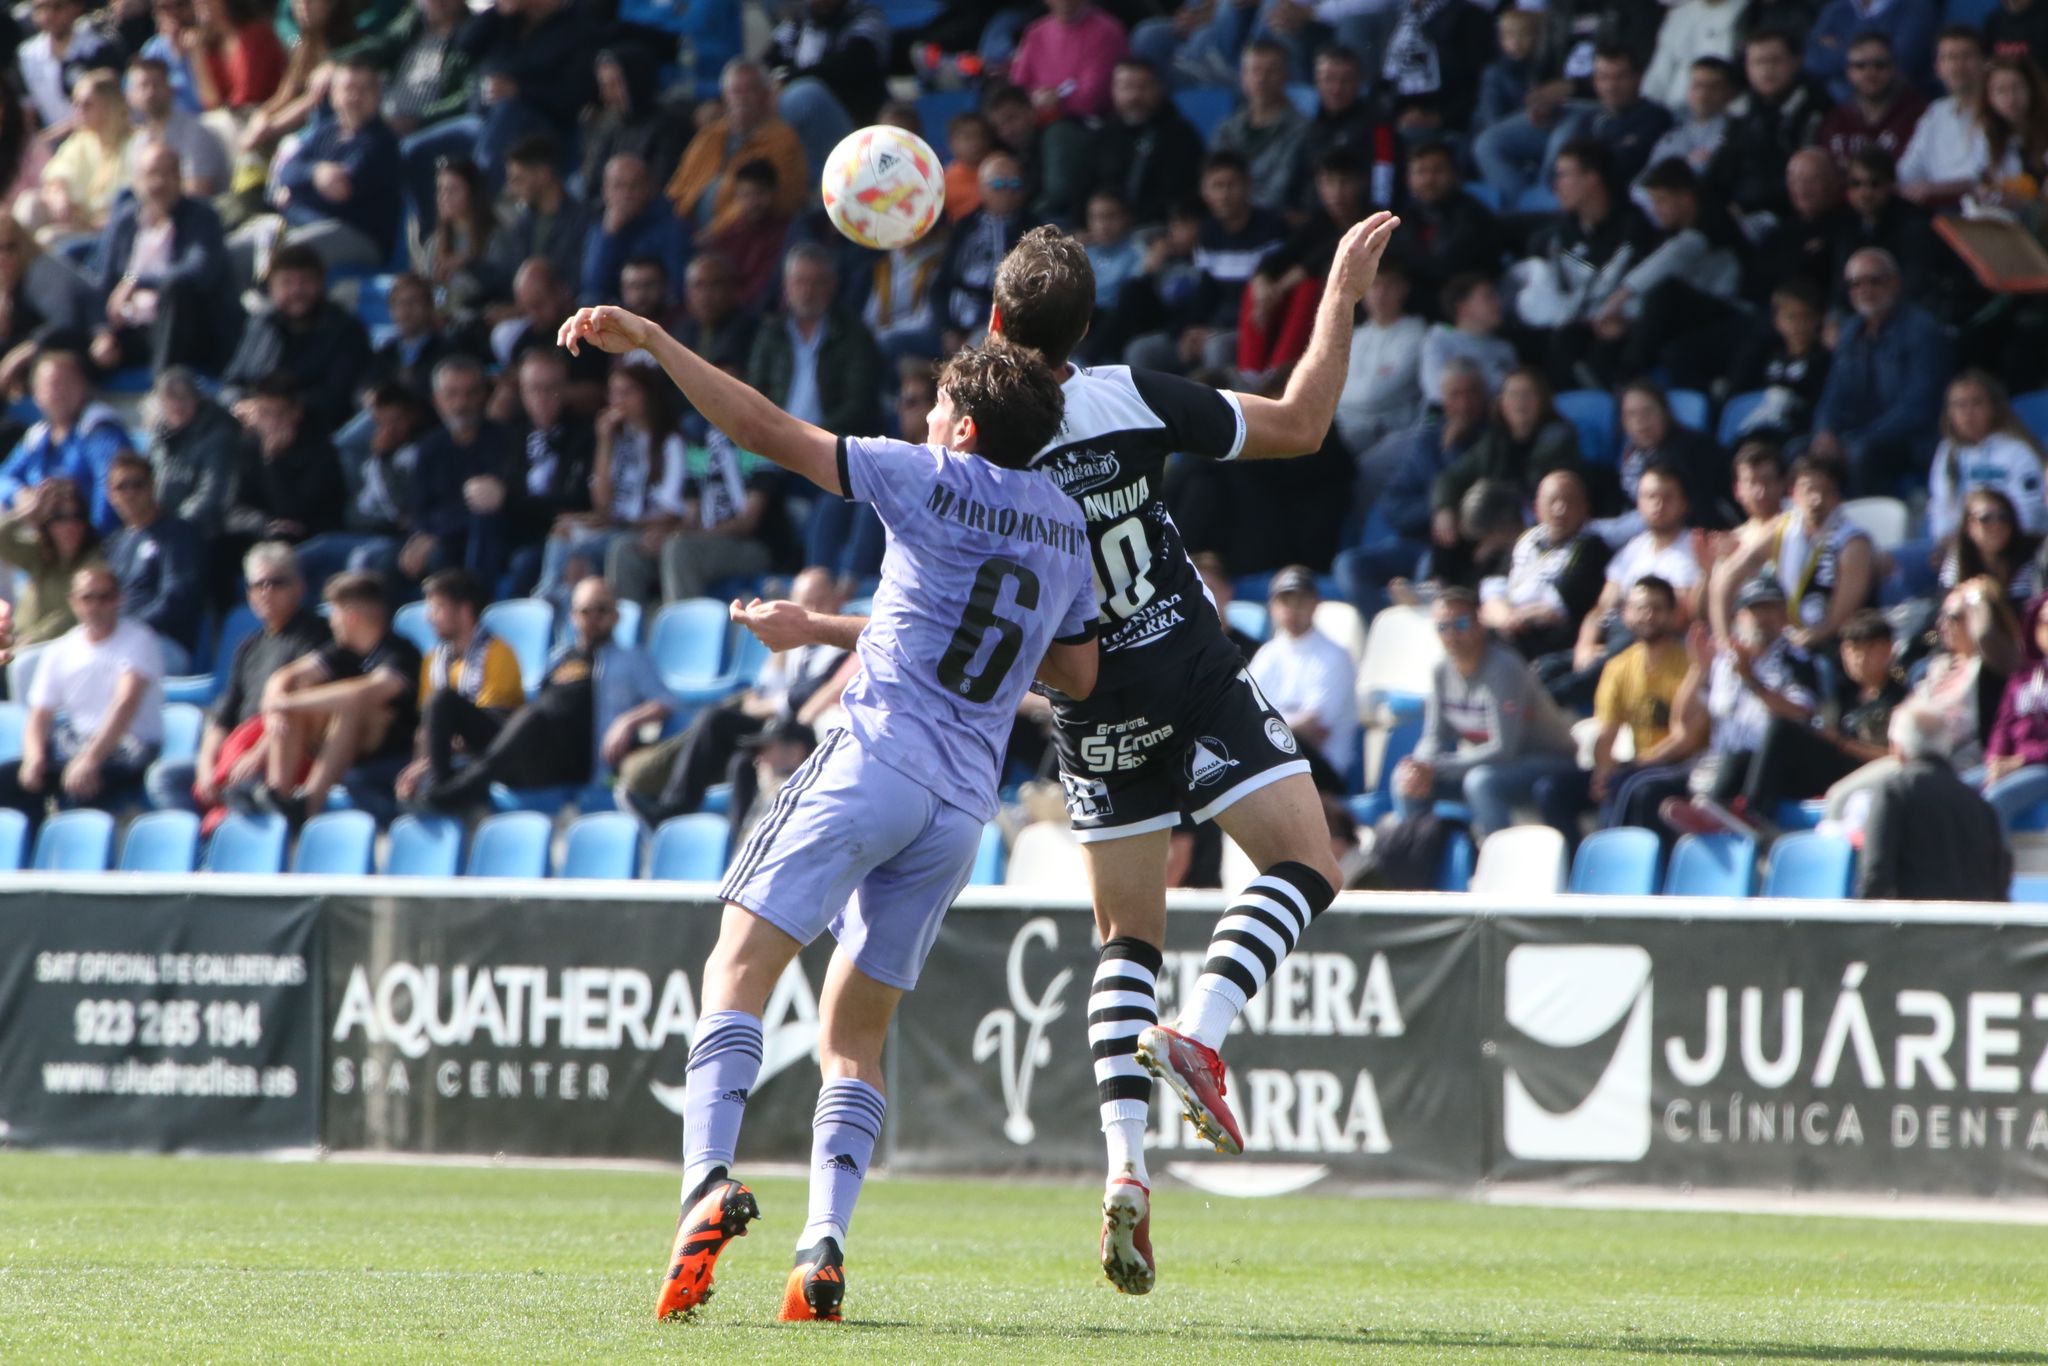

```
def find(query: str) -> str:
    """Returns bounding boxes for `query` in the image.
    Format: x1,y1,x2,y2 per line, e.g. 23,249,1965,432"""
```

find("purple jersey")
835,435,1096,821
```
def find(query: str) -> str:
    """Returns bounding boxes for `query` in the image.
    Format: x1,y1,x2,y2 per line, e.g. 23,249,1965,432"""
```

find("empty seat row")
1469,825,1856,900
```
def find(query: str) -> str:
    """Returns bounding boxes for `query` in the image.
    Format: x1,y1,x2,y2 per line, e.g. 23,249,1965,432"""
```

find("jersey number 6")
938,557,1041,704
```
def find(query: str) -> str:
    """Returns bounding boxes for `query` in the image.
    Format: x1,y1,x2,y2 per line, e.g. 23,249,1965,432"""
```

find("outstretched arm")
1233,211,1400,460
559,307,843,495
732,597,867,651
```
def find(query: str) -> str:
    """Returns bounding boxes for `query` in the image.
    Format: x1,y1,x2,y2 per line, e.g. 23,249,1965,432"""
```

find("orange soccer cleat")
778,1237,846,1322
655,1172,761,1321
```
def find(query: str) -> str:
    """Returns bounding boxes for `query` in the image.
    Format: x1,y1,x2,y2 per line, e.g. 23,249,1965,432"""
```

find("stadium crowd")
0,0,2042,899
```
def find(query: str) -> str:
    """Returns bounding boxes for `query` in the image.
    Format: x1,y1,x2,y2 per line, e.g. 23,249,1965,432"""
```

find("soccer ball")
821,125,946,252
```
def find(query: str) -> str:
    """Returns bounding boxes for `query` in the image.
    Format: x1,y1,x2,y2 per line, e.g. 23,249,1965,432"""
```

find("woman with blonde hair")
1928,369,2046,543
22,71,131,244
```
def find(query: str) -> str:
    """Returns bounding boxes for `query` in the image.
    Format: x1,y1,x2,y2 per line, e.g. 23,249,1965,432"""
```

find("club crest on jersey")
1186,737,1239,787
1264,718,1297,754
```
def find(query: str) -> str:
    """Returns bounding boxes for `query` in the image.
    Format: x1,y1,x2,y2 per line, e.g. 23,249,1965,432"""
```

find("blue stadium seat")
970,821,1005,885
1515,183,1559,214
479,599,555,698
213,604,262,673
614,598,643,649
1285,82,1317,118
1945,0,1997,24
1667,389,1710,433
33,809,114,871
467,810,551,878
0,701,25,763
1555,389,1617,466
700,782,732,815
487,781,615,815
1665,832,1756,898
650,598,745,702
1461,180,1501,212
1569,827,1661,896
1774,800,1826,832
160,703,205,764
914,88,979,153
560,811,643,879
1347,714,1424,826
292,810,377,875
163,674,219,706
385,813,462,877
1226,599,1270,643
204,812,288,873
105,367,153,394
650,814,730,881
729,624,771,686
2012,873,2048,903
352,274,398,325
0,807,26,870
392,600,436,656
1717,389,1768,446
2015,388,2048,445
118,810,200,873
1761,830,1854,900
1172,87,1235,141
1438,828,1473,891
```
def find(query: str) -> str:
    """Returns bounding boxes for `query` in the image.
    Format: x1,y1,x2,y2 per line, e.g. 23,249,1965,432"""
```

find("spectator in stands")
422,575,670,809
402,354,512,584
619,565,850,822
1378,0,1493,131
27,70,133,247
1586,157,1747,387
18,0,121,132
1709,453,1874,654
626,422,785,606
1601,380,1733,544
1710,27,1828,218
183,0,286,117
409,156,494,290
1432,368,1583,535
1819,32,1927,166
1247,566,1356,788
491,258,606,415
402,0,597,212
539,363,684,614
1942,486,2043,607
1556,464,1703,708
1515,139,1653,391
1214,39,1309,213
1811,246,1948,495
1830,148,1936,316
0,349,128,532
101,451,201,672
1481,469,1612,662
704,160,791,313
666,58,806,237
1806,0,1936,104
611,257,685,369
0,477,100,679
1475,18,1632,208
1898,24,1989,205
1728,280,1832,443
148,541,322,813
1336,360,1489,611
1398,586,1580,840
1565,44,1675,191
582,152,690,307
1128,151,1285,376
764,0,890,155
483,137,592,297
503,347,593,596
341,0,473,143
1977,53,2048,204
1857,702,2010,900
1576,575,1699,826
225,372,345,548
1990,0,2048,68
669,254,758,380
230,0,355,176
86,139,229,375
124,55,227,196
238,569,420,822
1089,57,1196,229
141,0,201,111
749,242,881,440
1929,371,2046,544
1245,148,1369,392
262,58,402,276
723,716,822,852
803,359,915,590
145,367,237,540
576,47,687,198
1475,7,1538,134
391,566,523,804
1723,438,1791,548
1007,0,1126,125
361,273,448,396
1642,55,1739,179
1645,3,1747,112
0,217,95,396
294,379,425,589
1421,275,1516,405
1980,595,2048,829
1298,45,1394,212
941,111,992,224
1749,149,1847,310
0,564,161,823
931,152,1032,350
222,244,372,436
1398,143,1502,323
1328,257,1424,453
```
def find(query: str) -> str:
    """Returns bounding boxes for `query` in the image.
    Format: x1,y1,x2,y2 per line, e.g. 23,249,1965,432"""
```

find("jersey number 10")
1096,517,1154,622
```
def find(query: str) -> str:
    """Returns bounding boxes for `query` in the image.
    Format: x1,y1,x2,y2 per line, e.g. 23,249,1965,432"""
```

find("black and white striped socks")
1089,936,1161,1185
1180,862,1335,1049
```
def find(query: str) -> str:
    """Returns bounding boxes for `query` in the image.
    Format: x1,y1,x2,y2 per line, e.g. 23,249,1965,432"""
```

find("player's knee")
816,1031,885,1086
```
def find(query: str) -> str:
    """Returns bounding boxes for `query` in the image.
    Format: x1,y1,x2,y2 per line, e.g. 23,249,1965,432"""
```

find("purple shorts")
717,730,984,990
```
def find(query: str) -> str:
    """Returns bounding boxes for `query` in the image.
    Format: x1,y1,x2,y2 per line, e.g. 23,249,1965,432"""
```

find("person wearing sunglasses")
1808,245,1947,496
931,152,1034,353
101,451,203,674
1817,33,1926,168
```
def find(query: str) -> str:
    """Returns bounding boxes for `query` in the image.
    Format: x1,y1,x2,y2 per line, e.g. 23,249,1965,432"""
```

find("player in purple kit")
556,305,1097,1326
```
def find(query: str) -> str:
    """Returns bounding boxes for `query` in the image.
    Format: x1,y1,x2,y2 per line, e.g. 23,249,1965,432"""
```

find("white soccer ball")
820,125,946,252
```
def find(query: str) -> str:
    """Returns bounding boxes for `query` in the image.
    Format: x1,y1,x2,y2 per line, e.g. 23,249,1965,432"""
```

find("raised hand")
730,597,829,652
557,306,654,357
1330,210,1401,307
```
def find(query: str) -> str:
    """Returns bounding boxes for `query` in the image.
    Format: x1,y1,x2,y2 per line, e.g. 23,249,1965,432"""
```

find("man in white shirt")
17,0,118,132
0,565,165,825
1248,566,1359,784
1644,0,1749,112
1897,26,1988,204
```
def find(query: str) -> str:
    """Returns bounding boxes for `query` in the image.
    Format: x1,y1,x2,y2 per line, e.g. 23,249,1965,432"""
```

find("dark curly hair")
937,337,1066,470
992,225,1095,367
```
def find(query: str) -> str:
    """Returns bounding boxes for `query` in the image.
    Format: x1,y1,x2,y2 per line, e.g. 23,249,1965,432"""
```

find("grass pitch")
3,1154,2046,1363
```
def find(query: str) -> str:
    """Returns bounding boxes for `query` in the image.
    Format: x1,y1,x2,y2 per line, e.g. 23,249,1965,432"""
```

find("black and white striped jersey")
1030,364,1247,691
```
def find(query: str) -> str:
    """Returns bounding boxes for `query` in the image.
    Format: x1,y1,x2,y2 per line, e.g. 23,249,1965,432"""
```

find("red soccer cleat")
1099,1173,1155,1295
1135,1023,1244,1156
655,1174,760,1321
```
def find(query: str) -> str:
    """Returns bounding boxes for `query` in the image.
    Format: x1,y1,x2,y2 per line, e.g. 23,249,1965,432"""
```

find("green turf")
3,1153,2046,1363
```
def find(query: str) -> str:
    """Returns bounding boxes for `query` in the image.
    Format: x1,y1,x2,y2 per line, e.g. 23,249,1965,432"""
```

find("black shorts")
1050,631,1312,842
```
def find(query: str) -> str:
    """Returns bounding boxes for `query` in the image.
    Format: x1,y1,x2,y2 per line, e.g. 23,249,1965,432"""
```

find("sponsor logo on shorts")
1060,772,1113,820
1264,718,1297,754
1078,717,1174,772
1186,738,1239,788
